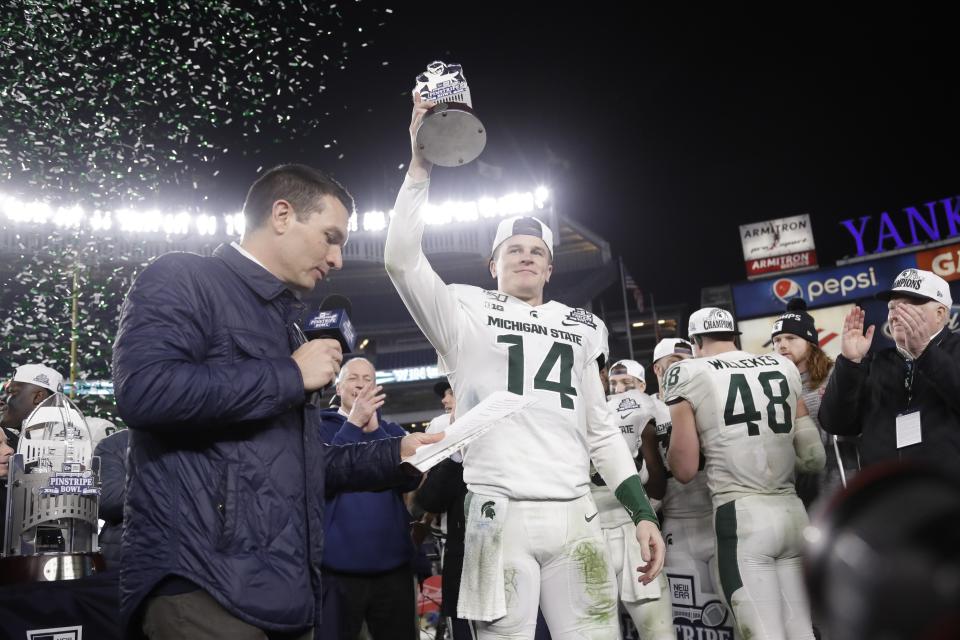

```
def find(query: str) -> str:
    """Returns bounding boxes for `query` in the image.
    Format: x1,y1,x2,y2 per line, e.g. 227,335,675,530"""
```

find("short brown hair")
242,164,354,229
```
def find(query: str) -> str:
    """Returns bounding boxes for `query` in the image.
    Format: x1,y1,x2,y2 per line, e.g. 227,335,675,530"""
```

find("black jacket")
819,327,960,469
415,459,466,617
95,429,130,570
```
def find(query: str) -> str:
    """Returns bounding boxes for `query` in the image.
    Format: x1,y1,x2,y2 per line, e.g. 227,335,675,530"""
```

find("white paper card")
896,411,922,449
402,391,537,472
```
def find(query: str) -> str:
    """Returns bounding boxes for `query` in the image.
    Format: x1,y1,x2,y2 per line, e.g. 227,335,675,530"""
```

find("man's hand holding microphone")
293,339,344,391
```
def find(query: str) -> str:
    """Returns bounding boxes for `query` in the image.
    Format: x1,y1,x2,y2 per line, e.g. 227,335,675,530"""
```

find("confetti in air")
0,0,394,208
0,2,395,420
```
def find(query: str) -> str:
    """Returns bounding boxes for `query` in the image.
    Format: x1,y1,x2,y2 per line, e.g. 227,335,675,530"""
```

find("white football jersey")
663,351,803,508
590,389,655,527
426,412,450,434
443,285,610,499
650,395,712,519
385,174,640,503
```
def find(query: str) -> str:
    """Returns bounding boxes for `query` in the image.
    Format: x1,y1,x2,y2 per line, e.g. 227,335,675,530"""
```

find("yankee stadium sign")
840,195,960,257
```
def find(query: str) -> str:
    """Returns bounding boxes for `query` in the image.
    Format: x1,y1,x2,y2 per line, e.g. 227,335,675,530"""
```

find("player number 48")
723,372,792,436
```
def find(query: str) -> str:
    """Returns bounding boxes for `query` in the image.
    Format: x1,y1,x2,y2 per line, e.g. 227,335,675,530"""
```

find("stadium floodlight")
12,199,53,224
162,212,192,235
450,200,479,223
497,192,535,217
0,184,550,237
195,214,218,236
421,202,450,226
477,197,498,218
89,211,112,231
534,186,549,209
54,204,84,228
224,212,245,237
362,210,387,232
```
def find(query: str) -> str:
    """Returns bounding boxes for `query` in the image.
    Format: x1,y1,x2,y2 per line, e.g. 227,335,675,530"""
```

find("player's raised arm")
384,94,460,360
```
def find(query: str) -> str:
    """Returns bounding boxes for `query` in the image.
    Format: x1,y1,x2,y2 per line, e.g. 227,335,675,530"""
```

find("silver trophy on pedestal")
414,61,487,167
2,393,103,583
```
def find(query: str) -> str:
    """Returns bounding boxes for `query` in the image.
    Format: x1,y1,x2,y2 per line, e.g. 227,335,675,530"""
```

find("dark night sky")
263,5,958,308
6,4,958,310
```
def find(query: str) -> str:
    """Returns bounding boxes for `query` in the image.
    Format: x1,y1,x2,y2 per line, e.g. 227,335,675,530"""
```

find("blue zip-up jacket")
319,408,418,573
112,244,409,634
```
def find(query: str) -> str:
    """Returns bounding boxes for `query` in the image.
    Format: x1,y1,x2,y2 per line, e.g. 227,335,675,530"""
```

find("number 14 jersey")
442,286,612,500
663,350,803,508
385,175,641,507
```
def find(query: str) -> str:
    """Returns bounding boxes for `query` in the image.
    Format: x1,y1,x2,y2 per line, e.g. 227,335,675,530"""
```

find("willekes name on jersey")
486,315,584,345
705,354,780,370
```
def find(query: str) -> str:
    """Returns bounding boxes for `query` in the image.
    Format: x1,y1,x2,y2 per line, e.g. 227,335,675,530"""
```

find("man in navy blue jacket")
94,427,129,570
112,165,441,640
318,357,419,640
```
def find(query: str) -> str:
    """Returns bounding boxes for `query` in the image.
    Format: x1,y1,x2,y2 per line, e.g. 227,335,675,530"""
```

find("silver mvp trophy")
414,61,486,167
1,393,104,583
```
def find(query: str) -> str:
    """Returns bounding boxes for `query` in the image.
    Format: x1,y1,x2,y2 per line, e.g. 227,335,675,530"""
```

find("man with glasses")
820,268,960,469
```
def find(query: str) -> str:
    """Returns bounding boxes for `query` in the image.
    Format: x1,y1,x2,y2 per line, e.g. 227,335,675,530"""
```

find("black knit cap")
433,379,451,397
771,298,818,345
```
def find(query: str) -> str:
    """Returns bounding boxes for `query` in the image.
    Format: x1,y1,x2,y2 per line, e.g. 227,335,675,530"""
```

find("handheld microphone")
303,295,356,405
303,294,357,354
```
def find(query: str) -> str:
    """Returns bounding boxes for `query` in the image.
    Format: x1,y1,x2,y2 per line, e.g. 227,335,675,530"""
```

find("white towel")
620,522,662,603
457,493,509,621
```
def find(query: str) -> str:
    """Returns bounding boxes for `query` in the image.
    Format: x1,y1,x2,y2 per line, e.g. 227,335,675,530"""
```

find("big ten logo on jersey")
484,289,507,312
665,570,735,640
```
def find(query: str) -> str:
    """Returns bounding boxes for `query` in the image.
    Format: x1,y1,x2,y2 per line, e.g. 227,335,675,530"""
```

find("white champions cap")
11,364,64,394
653,338,694,364
878,268,953,308
610,359,645,382
688,307,741,338
491,215,554,258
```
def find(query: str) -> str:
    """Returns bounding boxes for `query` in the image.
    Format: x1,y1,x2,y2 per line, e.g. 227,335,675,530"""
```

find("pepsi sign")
733,253,917,318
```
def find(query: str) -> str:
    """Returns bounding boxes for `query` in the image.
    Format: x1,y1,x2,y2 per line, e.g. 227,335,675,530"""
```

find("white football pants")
602,523,674,640
472,494,621,640
714,494,814,640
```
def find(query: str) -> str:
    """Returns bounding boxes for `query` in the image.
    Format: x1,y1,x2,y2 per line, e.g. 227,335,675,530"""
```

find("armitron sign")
740,214,817,279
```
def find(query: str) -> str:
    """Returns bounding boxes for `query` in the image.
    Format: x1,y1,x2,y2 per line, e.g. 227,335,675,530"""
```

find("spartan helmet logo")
481,501,496,519
426,61,447,76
